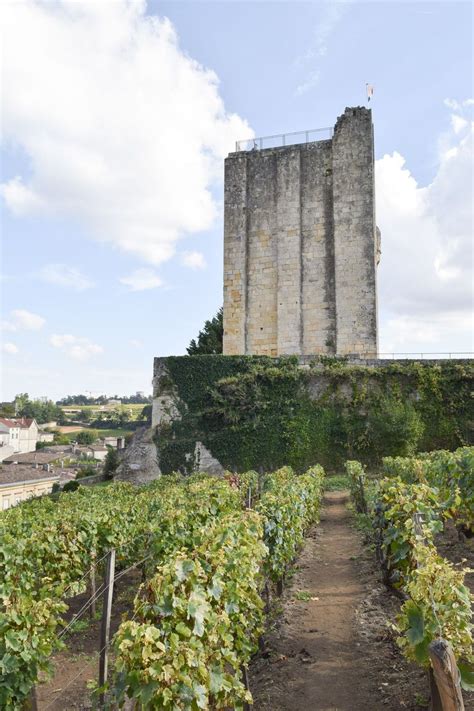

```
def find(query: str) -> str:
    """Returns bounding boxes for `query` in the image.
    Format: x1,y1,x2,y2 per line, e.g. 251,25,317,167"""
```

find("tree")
140,405,152,424
76,429,99,445
14,393,30,415
103,447,120,479
186,307,223,355
14,393,62,424
0,402,15,418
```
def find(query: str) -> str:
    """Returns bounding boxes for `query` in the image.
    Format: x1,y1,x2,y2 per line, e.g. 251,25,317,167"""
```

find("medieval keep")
223,106,381,357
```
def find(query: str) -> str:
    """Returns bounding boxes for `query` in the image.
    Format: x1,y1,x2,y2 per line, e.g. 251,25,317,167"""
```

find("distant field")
60,404,145,412
57,425,84,434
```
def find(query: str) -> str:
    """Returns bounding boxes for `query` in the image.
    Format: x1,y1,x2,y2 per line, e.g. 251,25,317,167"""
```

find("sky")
1,0,473,401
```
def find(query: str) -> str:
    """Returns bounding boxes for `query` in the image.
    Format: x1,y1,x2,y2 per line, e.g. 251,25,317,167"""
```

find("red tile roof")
0,418,19,428
0,417,37,429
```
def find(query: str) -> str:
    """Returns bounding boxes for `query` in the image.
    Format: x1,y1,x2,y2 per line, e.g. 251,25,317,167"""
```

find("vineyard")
346,446,474,702
1,448,473,709
0,466,324,709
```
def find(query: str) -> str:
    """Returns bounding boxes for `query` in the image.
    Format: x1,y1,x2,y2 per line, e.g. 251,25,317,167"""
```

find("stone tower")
223,106,380,357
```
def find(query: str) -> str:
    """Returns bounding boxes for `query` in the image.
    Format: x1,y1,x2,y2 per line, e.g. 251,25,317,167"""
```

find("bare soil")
250,491,430,710
56,426,85,434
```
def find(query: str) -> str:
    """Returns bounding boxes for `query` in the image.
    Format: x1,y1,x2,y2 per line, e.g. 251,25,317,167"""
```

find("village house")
0,417,39,462
0,464,60,510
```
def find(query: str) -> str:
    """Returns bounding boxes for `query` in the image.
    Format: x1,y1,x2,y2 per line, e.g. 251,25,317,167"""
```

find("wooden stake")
99,548,116,708
27,686,38,711
242,665,251,711
357,475,367,514
429,638,464,711
429,668,443,711
90,550,96,619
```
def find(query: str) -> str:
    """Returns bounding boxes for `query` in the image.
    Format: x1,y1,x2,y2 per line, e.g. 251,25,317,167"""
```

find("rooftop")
0,466,60,486
3,451,63,465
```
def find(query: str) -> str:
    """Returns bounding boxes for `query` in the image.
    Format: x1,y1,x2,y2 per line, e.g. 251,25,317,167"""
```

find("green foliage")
2,469,306,707
62,480,81,492
187,307,223,355
76,466,97,479
103,447,120,478
13,393,62,424
110,465,324,709
324,474,350,491
111,512,266,710
397,546,473,674
375,478,444,586
158,356,473,474
345,460,369,513
257,466,324,582
75,429,99,445
382,446,474,531
367,396,424,458
359,451,474,685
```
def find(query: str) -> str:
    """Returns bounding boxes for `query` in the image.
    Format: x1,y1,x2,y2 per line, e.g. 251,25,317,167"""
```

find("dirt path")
250,491,427,710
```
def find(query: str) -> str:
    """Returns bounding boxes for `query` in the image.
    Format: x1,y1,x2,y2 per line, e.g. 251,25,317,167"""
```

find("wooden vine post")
429,639,464,711
357,474,367,514
242,665,251,711
411,513,464,711
26,686,38,711
90,549,97,619
99,548,116,708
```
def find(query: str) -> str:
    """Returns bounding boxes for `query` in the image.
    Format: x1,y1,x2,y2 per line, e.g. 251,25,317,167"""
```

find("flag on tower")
366,84,374,102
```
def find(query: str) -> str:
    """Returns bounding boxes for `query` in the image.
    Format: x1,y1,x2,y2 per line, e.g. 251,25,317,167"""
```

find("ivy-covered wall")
153,355,473,474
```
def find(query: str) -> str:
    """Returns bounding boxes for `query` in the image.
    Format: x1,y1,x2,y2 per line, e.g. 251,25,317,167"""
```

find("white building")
0,418,39,462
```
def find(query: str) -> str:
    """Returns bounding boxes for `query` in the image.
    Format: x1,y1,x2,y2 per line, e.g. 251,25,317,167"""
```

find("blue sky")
1,0,472,400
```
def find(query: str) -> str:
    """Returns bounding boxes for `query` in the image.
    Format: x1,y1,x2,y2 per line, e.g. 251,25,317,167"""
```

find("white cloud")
0,1,252,265
50,334,104,361
0,176,45,215
376,105,473,354
295,70,321,97
120,268,163,291
2,342,19,355
444,97,474,111
2,309,45,331
40,263,94,290
129,339,143,348
451,114,468,134
295,2,348,96
180,250,207,270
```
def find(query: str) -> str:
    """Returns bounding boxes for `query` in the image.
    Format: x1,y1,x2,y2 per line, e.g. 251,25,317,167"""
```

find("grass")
324,474,349,491
294,591,313,601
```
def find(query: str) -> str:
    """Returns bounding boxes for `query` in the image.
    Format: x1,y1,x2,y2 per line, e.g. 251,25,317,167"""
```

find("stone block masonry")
223,106,380,356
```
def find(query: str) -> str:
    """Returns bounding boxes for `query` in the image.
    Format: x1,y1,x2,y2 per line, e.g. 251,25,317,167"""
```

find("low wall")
152,355,474,475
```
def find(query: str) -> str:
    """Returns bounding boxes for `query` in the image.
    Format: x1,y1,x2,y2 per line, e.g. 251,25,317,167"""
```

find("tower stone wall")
223,106,380,357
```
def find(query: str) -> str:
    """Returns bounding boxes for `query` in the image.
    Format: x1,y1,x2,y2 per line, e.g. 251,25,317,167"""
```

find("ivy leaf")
406,604,425,645
187,591,209,637
458,662,474,691
175,558,195,582
208,576,223,601
209,667,224,694
175,621,192,639
193,682,208,709
4,630,22,652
